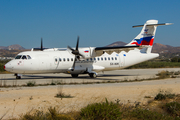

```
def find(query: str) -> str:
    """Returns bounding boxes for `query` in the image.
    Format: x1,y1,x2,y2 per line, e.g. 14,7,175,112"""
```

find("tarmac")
0,68,180,86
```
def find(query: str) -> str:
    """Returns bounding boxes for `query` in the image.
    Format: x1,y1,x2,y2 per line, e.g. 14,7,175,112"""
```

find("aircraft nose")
4,62,12,72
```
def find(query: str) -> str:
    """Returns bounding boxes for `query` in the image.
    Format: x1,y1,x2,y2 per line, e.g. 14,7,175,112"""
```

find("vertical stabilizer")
126,20,172,53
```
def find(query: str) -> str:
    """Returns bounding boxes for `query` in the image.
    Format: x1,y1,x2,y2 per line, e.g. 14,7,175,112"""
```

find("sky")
0,0,179,49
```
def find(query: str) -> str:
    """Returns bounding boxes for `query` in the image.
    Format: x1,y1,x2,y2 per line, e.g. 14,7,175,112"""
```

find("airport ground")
0,68,180,119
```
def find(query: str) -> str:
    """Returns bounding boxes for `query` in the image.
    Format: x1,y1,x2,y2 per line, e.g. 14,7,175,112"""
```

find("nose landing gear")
14,73,21,79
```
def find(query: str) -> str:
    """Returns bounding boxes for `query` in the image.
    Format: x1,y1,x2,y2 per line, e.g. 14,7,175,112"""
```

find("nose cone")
4,62,12,72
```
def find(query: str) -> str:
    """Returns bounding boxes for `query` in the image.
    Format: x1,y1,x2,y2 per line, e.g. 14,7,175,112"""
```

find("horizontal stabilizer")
133,23,173,28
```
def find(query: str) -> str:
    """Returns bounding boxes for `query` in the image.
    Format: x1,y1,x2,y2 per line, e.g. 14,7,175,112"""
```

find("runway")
0,68,180,86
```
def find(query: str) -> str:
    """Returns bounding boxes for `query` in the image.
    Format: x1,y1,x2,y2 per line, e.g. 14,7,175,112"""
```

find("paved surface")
0,68,180,86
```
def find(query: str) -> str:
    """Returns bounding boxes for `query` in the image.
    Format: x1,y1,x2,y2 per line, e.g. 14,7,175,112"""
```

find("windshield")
15,55,32,60
15,55,22,59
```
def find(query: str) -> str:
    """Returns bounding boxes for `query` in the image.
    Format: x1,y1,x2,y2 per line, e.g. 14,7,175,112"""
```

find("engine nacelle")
78,47,98,59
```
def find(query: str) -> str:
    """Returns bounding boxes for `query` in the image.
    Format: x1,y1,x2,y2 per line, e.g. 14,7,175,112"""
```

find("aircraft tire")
71,74,79,78
16,76,21,79
89,73,97,78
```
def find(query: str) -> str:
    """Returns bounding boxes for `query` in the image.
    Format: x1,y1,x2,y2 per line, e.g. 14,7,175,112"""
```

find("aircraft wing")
94,45,141,55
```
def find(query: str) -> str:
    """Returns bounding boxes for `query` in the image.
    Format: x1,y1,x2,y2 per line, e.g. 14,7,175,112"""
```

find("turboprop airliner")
4,20,172,79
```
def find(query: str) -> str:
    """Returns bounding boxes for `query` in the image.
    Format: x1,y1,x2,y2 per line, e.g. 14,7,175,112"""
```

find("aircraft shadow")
2,74,133,81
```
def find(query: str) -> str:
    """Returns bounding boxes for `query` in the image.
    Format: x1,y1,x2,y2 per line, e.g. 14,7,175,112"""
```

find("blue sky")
0,0,179,49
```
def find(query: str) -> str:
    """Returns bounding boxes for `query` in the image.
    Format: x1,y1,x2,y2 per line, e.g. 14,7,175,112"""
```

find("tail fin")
127,20,159,46
127,20,172,52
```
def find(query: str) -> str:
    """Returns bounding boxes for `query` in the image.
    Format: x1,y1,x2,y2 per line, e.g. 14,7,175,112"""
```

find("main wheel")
71,74,79,78
89,73,97,78
16,76,21,79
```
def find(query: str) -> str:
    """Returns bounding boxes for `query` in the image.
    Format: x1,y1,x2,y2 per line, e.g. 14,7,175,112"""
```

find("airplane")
4,20,172,79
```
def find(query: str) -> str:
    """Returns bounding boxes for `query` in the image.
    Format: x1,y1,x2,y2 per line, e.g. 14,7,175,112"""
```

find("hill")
106,41,127,47
106,41,180,53
0,44,25,50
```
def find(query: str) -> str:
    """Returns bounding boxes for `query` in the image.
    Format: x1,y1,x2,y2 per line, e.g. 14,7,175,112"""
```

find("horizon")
0,0,179,48
0,42,179,50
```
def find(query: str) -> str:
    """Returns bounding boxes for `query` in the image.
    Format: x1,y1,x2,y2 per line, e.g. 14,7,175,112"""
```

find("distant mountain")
106,41,180,54
106,41,127,47
0,44,25,50
152,43,180,53
0,46,6,49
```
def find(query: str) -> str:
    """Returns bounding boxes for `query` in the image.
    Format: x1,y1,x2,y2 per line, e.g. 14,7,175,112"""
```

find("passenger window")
90,58,93,61
63,58,66,61
27,55,31,59
22,55,27,60
71,58,73,61
101,57,103,61
98,58,100,61
87,59,89,61
67,58,69,61
108,57,110,60
94,58,96,61
112,57,114,60
115,57,117,60
105,57,107,60
59,58,62,62
15,55,22,59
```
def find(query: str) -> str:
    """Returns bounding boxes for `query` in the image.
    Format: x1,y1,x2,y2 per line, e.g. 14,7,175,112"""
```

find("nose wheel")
14,73,22,79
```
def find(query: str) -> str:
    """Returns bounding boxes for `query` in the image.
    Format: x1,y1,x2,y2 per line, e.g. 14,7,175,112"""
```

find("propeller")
33,38,48,51
67,36,84,71
40,37,43,51
67,36,83,56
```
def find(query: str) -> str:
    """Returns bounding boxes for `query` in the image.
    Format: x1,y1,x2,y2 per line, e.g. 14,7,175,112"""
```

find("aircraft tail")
127,20,172,53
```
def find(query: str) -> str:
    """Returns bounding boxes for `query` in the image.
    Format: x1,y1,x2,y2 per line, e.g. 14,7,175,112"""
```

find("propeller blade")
71,56,76,71
76,36,79,50
41,38,43,51
67,45,75,51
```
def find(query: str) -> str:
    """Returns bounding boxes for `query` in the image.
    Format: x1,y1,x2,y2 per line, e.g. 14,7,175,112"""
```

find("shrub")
130,108,173,120
154,93,166,100
165,102,180,117
20,107,74,120
154,92,176,100
50,80,56,85
156,71,172,79
26,81,36,86
79,98,122,120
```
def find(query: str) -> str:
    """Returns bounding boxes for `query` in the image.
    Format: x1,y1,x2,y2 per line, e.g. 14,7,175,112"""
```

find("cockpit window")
22,55,27,60
15,55,22,59
27,55,31,59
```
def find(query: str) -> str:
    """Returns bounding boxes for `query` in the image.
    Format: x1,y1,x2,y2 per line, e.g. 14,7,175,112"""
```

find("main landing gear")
71,74,79,78
89,73,97,78
71,73,97,78
14,73,21,79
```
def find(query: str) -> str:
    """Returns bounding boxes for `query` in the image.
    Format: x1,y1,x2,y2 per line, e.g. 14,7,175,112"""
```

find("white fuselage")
5,49,159,75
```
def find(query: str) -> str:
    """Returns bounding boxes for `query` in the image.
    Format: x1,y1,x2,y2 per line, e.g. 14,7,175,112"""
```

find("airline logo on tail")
131,36,154,46
130,27,154,46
